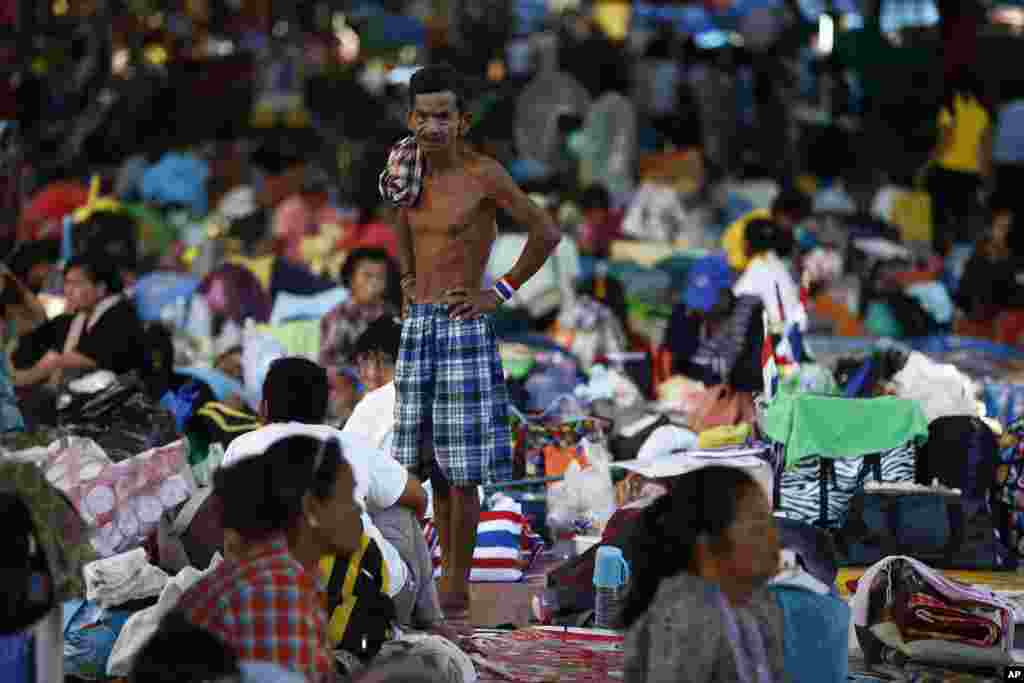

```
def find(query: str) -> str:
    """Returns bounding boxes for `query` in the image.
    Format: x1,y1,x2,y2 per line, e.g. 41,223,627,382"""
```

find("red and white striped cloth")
423,496,540,583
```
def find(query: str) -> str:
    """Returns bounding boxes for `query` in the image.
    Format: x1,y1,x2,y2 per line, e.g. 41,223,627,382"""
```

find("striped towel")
378,136,424,208
426,497,529,582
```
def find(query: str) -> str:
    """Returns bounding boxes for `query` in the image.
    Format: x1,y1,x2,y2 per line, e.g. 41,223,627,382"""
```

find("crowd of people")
6,5,1024,679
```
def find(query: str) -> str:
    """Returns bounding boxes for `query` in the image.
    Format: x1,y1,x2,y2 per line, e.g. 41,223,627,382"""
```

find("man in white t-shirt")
247,356,442,630
345,317,402,452
732,217,808,332
342,318,449,631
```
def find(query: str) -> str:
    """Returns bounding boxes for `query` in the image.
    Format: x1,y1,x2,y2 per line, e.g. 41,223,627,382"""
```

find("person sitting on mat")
623,467,784,683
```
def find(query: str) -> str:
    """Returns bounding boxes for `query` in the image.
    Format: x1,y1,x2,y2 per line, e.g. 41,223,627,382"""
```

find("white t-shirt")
344,382,396,453
345,382,441,522
223,423,409,597
733,252,807,331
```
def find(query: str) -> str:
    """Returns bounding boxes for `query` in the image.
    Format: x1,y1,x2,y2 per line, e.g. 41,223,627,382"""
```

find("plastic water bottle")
593,545,630,629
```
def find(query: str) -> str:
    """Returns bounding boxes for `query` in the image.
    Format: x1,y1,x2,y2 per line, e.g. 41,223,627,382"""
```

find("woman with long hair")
622,467,784,683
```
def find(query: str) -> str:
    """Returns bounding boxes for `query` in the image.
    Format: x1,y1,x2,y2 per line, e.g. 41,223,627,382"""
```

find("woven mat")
468,627,623,683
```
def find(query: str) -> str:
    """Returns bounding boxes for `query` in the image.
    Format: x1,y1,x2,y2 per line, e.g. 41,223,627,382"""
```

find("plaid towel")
379,136,424,208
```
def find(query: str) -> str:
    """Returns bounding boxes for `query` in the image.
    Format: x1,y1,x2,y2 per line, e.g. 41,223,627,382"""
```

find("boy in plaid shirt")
178,432,362,681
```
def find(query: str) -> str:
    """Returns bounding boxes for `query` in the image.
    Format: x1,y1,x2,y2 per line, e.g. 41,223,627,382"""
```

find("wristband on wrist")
492,277,517,304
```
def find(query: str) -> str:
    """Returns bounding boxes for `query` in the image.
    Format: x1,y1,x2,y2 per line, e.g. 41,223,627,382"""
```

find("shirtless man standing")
381,64,560,618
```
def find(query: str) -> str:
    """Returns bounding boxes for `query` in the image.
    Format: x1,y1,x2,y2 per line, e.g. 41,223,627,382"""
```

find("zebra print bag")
774,444,916,528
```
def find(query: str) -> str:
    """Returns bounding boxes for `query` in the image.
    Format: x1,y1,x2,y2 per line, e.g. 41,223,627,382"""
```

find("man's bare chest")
409,174,492,236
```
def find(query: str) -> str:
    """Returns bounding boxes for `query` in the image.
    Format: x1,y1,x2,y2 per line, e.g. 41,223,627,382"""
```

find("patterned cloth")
0,321,24,432
69,439,194,557
177,535,334,682
0,461,95,601
997,418,1024,554
379,136,424,208
774,445,916,528
393,303,512,487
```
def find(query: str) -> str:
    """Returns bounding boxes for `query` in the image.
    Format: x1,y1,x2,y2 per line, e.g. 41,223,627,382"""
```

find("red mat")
468,627,623,683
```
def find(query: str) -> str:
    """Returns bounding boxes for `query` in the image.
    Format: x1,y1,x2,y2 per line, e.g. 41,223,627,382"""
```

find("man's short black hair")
301,164,331,195
214,435,343,541
354,316,403,362
130,610,239,683
580,185,611,211
771,188,812,223
263,357,330,424
340,247,393,288
409,63,469,113
745,218,782,257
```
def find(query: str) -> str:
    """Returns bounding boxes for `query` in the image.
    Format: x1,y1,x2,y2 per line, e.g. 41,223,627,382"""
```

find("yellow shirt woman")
936,94,992,175
721,208,772,272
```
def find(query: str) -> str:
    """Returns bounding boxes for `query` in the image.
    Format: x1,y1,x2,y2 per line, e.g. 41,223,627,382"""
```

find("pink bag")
66,440,194,557
690,385,756,433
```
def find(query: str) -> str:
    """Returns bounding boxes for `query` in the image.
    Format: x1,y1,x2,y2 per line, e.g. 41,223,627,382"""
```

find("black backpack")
323,536,395,663
140,321,175,400
915,416,999,499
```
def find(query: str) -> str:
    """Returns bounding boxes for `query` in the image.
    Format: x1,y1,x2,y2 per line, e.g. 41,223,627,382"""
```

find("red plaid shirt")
177,535,334,681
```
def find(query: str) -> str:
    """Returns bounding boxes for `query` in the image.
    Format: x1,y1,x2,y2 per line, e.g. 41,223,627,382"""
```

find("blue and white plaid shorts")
392,304,512,487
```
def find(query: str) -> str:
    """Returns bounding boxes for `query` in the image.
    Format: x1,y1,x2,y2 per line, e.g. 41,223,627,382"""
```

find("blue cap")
683,255,735,313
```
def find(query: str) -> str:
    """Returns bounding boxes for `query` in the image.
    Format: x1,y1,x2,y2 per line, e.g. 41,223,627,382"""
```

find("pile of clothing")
851,557,1015,671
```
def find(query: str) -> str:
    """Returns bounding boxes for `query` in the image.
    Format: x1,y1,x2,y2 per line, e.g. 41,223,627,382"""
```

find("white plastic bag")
890,352,979,423
575,365,643,407
242,324,286,411
546,440,616,536
107,554,224,676
184,294,213,341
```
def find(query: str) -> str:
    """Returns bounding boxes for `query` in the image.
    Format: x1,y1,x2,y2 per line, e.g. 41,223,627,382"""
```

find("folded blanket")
379,137,423,208
898,593,1002,648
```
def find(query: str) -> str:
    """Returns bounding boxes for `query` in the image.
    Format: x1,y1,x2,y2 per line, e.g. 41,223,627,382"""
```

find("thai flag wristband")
493,277,518,304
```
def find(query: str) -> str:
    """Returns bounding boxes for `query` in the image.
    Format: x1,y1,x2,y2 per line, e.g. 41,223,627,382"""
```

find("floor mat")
468,627,623,683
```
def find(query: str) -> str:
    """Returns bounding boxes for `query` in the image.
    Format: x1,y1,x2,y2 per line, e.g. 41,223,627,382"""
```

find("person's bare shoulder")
465,152,511,194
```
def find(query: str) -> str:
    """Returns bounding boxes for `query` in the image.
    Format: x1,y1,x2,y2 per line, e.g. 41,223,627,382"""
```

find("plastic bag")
242,325,286,411
891,352,979,423
575,365,643,407
546,439,616,537
184,294,213,342
63,600,134,680
107,554,223,677
134,272,201,324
